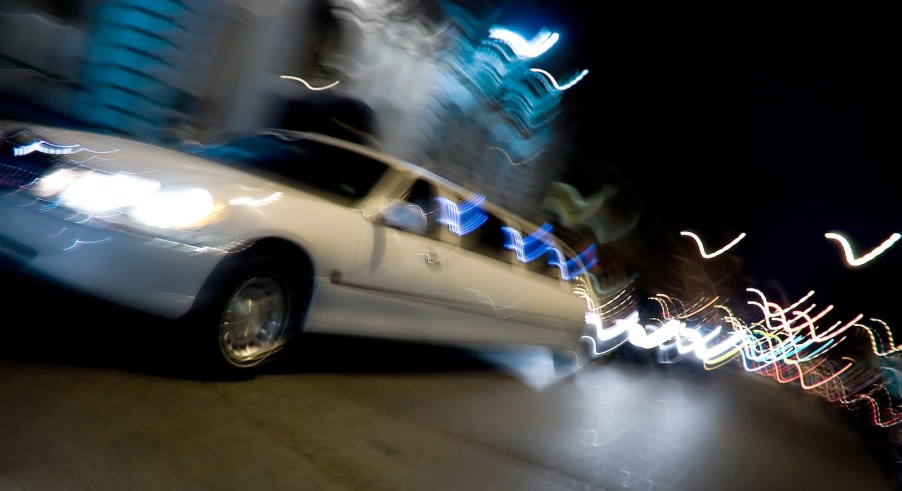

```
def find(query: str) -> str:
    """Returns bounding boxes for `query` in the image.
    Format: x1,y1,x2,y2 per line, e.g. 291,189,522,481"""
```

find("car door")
432,192,587,346
336,175,457,337
503,217,596,336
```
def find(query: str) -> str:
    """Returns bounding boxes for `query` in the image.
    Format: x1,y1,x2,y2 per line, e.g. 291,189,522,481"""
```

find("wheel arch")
192,236,317,330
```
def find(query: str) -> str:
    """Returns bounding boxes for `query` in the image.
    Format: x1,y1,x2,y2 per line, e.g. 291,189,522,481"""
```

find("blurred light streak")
62,237,111,251
13,139,80,156
583,274,902,429
529,68,589,91
584,311,633,342
5,130,118,157
462,287,522,316
229,192,284,207
547,243,597,280
0,11,71,28
437,192,487,235
680,230,746,259
854,394,902,427
580,331,629,358
792,310,862,342
502,223,555,262
825,231,901,267
500,222,597,280
747,288,816,330
279,75,341,91
651,293,718,319
487,27,558,59
630,319,685,350
0,68,70,82
858,318,902,356
490,145,544,166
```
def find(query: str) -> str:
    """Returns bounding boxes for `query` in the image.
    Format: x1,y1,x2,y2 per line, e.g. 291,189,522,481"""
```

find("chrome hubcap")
220,275,289,366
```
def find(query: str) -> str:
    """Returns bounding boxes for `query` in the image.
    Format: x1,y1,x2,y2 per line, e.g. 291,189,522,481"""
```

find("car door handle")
423,249,443,268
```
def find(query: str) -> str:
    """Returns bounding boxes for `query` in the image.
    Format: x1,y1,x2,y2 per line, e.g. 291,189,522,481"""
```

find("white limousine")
0,121,599,375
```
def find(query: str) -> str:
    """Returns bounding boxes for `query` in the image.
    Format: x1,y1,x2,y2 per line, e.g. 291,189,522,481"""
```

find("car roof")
257,129,560,235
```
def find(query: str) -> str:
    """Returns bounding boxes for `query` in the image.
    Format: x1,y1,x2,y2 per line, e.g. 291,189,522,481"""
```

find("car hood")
2,122,283,195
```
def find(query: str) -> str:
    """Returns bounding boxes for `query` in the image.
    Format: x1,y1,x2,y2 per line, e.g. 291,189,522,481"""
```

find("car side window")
505,220,562,281
460,211,512,263
287,141,389,206
393,178,441,238
524,248,563,280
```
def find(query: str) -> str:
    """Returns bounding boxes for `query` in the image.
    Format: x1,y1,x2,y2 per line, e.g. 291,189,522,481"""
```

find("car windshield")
183,132,389,206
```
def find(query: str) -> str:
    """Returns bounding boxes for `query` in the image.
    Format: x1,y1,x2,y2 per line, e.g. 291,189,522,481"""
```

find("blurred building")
0,0,592,219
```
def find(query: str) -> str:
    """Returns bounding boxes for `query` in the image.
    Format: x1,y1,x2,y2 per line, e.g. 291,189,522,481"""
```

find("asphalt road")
0,273,895,491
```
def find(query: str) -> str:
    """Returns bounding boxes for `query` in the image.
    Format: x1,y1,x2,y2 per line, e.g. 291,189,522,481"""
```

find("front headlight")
129,187,225,229
33,168,227,230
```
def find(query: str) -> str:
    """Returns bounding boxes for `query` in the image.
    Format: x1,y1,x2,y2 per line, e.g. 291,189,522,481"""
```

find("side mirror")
382,202,428,234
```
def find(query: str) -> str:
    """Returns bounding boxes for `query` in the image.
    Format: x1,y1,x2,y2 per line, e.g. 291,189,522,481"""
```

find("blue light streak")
437,193,488,236
502,223,555,262
547,243,597,280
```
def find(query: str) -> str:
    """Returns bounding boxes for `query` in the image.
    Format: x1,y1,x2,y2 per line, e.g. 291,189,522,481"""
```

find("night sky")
498,4,900,326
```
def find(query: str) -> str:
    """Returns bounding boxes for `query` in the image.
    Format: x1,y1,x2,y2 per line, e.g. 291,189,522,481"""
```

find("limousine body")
0,121,599,374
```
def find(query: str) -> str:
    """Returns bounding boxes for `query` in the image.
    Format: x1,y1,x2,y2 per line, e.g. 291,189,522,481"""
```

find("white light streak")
229,192,284,207
824,231,900,267
680,231,747,258
280,75,340,91
487,27,558,59
529,68,588,91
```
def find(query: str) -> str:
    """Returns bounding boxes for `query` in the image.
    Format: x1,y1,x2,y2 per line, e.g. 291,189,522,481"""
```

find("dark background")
498,4,900,327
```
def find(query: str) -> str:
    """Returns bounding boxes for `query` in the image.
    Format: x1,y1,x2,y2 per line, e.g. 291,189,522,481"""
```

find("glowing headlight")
35,168,225,230
55,172,161,213
129,188,222,229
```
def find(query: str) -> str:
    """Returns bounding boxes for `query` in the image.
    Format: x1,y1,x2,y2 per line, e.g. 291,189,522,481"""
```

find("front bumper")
0,193,226,319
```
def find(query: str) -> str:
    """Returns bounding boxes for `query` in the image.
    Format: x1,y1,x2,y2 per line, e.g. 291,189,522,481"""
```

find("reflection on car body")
0,121,598,375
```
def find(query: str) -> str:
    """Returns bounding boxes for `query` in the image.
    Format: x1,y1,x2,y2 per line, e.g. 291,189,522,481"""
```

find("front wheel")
218,268,291,368
189,254,304,375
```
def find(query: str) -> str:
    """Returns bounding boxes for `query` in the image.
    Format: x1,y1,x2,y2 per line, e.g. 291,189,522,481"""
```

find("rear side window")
459,210,512,262
503,220,564,281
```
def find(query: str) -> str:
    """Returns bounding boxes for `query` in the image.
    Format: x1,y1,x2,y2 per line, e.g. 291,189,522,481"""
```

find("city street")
0,273,893,491
0,3,899,490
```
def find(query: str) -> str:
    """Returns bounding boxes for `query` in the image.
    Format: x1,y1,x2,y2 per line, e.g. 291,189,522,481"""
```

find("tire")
190,253,304,375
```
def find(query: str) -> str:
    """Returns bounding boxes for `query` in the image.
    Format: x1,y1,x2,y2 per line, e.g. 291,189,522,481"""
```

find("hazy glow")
824,231,900,266
33,168,89,197
36,168,222,229
56,172,161,213
129,188,217,229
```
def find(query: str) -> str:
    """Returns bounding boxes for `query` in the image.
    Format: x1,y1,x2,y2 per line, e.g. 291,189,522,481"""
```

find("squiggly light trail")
502,224,555,262
487,27,558,60
502,222,596,279
680,230,746,258
437,193,487,236
825,231,900,267
529,68,590,92
582,288,902,428
279,75,341,91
